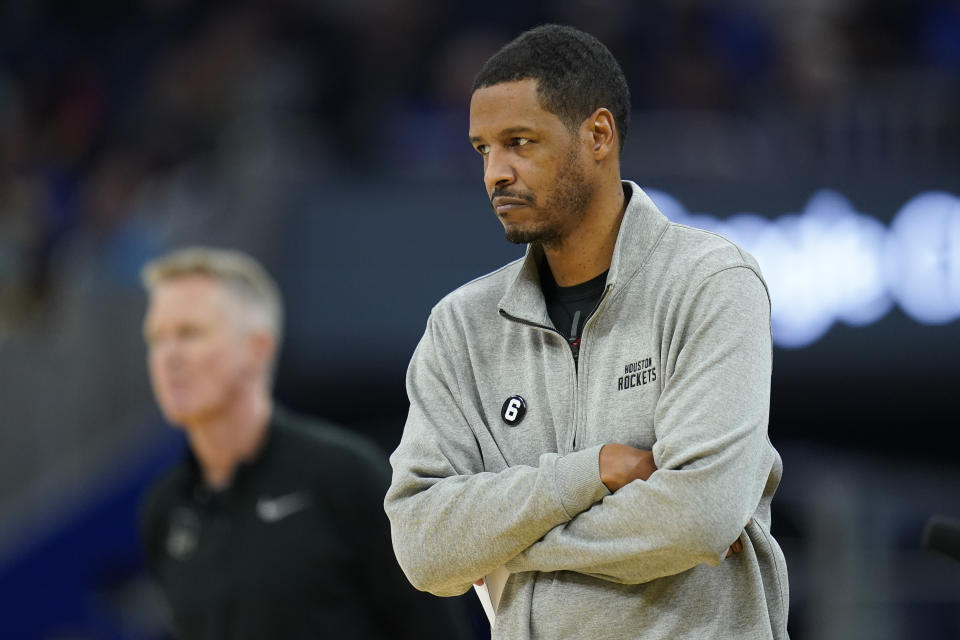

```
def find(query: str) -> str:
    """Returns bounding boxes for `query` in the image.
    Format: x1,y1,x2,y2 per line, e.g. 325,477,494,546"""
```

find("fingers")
726,522,752,557
726,537,744,558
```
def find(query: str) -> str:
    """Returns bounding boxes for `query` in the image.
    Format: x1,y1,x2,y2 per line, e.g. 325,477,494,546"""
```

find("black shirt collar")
180,407,282,505
539,262,609,303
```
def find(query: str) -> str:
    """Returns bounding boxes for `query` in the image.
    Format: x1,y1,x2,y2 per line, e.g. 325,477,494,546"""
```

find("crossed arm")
598,445,744,556
387,405,758,596
386,267,770,595
471,445,743,586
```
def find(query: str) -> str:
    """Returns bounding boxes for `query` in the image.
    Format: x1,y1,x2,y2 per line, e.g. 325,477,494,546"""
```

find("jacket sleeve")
384,310,610,597
341,434,473,640
504,266,777,584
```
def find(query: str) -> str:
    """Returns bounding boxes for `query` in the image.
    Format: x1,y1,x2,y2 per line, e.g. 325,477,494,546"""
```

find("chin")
159,406,192,428
159,397,205,428
503,230,529,245
503,221,538,243
504,226,562,246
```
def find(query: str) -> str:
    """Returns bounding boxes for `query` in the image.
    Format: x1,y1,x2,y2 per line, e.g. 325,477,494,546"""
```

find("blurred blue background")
1,0,959,638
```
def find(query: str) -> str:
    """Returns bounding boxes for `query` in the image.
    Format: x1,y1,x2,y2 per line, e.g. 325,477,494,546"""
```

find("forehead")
469,78,562,137
146,274,229,322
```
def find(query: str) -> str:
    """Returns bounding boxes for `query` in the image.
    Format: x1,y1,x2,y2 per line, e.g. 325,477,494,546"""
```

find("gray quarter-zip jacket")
385,181,789,639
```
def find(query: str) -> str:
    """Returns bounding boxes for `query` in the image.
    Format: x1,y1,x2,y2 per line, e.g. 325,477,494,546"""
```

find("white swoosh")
256,491,312,523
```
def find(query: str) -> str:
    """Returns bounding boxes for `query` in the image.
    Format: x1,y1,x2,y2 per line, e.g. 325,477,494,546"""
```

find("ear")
245,329,277,377
585,108,617,161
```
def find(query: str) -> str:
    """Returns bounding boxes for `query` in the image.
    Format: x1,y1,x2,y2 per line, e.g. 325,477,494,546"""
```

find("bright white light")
645,187,959,348
885,192,960,325
794,191,891,328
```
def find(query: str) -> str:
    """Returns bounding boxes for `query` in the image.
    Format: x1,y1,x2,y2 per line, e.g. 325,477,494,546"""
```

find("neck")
185,386,272,490
542,178,626,286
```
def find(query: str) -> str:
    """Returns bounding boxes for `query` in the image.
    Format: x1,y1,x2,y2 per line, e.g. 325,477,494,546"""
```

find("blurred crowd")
1,0,959,335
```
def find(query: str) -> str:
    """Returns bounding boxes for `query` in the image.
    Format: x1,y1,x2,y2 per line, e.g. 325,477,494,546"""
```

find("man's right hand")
599,443,745,558
726,536,743,557
598,443,657,492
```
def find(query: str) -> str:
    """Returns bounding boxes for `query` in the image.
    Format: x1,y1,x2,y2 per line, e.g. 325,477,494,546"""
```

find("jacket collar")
497,181,669,326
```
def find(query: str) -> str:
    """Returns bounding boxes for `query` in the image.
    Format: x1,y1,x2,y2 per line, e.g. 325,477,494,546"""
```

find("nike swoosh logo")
256,491,312,523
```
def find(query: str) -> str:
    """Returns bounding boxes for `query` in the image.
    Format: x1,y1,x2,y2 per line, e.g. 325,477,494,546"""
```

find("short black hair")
472,24,630,151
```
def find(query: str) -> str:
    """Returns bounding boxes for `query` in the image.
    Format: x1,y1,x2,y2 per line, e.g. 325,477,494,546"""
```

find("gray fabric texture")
385,182,790,639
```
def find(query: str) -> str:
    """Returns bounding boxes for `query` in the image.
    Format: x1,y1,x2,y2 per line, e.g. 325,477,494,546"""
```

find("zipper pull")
569,310,583,363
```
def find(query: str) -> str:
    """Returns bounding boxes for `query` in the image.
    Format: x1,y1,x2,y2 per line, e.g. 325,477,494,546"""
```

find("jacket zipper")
497,310,578,454
498,283,614,451
569,285,613,449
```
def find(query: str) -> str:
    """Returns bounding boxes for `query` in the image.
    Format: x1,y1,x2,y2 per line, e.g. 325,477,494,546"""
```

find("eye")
474,143,490,155
177,324,205,341
509,137,531,147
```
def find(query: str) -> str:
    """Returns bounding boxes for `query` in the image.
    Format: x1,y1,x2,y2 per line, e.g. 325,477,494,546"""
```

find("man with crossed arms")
385,24,789,640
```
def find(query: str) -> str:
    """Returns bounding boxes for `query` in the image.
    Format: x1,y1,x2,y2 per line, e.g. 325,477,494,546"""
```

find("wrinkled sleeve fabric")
505,265,776,584
384,310,610,597
338,435,472,640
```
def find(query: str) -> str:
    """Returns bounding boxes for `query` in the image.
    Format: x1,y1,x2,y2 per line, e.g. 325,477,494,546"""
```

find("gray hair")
142,247,283,344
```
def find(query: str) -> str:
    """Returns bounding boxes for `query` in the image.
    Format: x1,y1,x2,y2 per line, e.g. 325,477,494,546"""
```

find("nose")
483,147,515,194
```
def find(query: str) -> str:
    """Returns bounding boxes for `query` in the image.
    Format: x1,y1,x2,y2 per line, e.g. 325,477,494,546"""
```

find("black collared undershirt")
540,265,608,366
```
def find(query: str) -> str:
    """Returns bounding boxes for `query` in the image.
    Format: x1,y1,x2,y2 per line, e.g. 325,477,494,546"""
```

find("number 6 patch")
501,395,527,426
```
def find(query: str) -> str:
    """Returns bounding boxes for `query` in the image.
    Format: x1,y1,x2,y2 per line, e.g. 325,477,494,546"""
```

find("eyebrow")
469,126,537,144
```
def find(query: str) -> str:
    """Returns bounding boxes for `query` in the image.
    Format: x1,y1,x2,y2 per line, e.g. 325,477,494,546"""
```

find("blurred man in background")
139,247,470,639
385,24,788,639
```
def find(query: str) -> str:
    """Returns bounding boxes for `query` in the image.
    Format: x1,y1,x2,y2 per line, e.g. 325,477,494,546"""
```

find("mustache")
491,188,536,206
